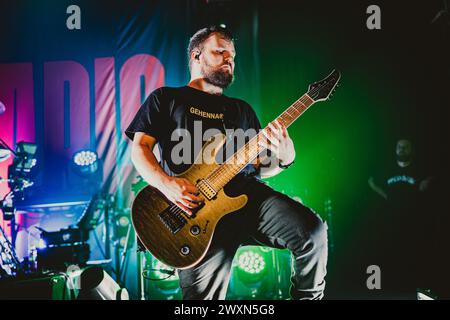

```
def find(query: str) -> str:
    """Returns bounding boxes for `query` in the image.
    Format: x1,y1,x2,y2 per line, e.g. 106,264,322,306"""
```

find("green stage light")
237,250,266,274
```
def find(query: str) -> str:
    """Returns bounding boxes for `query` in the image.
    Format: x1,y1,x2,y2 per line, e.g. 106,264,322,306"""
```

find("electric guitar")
131,69,341,269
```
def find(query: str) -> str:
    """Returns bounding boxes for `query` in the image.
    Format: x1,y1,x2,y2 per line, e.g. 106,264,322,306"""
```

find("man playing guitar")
125,26,328,300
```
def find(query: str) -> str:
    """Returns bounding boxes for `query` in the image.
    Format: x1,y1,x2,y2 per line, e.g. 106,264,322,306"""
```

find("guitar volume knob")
190,225,200,235
180,245,190,256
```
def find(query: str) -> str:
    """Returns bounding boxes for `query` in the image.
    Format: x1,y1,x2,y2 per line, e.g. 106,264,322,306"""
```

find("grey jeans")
178,175,328,300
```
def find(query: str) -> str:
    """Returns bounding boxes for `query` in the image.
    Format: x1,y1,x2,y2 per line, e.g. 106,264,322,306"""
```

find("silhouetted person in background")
368,139,434,297
369,139,432,201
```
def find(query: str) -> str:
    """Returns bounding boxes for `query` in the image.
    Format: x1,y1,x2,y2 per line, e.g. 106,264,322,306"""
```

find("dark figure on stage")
125,26,328,300
368,139,432,201
368,139,434,295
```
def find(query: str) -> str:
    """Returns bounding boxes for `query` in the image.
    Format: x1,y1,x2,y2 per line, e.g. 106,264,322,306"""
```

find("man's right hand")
158,177,204,216
130,132,204,215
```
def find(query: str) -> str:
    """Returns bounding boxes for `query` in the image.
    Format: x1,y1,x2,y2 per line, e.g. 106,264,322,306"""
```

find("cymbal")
0,149,12,162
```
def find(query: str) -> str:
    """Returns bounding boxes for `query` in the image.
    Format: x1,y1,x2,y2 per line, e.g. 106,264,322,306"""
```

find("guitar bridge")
158,205,187,234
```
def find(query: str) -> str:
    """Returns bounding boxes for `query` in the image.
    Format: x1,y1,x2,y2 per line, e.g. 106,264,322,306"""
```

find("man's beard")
202,64,234,89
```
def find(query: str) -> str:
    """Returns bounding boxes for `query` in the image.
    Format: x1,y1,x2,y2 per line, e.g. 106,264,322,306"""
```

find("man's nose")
224,53,234,63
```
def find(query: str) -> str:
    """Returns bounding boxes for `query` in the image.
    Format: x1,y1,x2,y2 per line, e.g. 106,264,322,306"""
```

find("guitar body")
131,133,248,269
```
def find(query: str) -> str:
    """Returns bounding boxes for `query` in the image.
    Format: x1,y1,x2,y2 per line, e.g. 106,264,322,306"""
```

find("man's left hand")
260,120,296,166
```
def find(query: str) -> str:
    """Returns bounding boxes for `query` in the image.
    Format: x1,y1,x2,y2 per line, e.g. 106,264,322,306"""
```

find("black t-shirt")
125,86,262,178
377,161,424,205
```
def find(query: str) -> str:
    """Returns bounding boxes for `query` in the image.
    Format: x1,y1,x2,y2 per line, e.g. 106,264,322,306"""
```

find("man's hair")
187,25,234,71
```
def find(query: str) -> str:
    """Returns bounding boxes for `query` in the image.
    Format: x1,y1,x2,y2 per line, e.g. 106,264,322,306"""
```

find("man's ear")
193,50,201,61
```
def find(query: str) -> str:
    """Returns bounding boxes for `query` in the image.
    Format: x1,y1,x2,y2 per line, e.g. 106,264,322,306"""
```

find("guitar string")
167,82,333,219
221,80,333,177
209,79,337,188
169,94,318,217
205,94,312,188
205,93,316,187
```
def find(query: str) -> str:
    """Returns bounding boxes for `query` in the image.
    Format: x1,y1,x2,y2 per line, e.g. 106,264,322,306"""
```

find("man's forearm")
368,177,387,199
131,144,170,190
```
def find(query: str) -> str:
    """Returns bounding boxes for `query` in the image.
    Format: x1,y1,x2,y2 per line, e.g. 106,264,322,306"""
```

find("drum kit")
0,141,124,282
0,138,41,277
0,104,130,298
0,190,110,279
2,126,145,300
1,133,99,275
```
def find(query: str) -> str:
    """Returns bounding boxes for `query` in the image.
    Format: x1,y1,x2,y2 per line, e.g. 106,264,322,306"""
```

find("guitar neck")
205,93,316,191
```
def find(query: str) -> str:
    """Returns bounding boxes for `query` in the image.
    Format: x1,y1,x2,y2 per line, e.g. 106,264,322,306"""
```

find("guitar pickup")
196,179,217,200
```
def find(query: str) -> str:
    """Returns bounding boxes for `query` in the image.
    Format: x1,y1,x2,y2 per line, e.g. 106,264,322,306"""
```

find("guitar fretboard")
205,93,315,191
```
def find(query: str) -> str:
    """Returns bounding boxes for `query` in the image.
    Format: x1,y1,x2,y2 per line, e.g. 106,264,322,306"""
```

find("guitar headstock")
307,69,341,102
